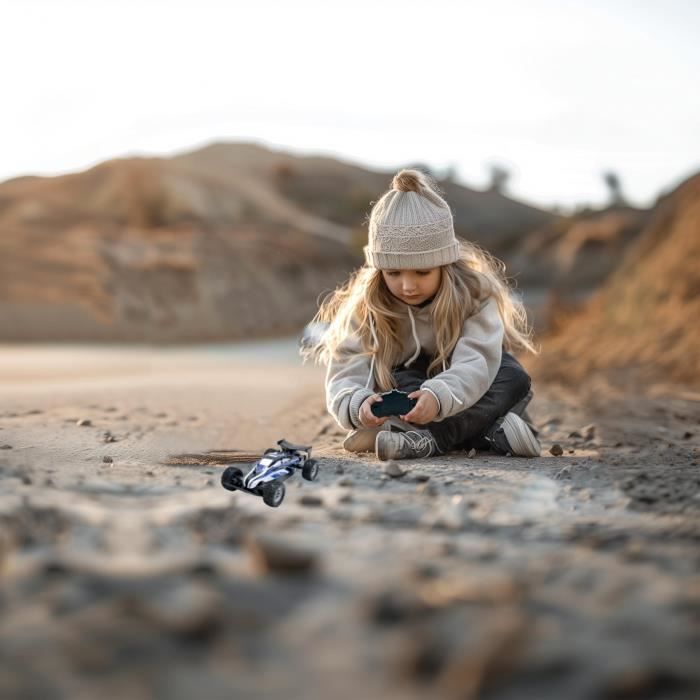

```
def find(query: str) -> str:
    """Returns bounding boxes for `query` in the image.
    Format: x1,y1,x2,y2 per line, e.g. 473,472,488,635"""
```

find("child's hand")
358,394,389,428
402,390,439,425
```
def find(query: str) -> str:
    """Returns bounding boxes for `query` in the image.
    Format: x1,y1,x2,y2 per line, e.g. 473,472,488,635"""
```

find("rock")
102,456,113,464
337,477,354,487
299,494,324,507
384,461,407,478
0,444,12,450
413,472,431,482
554,466,571,480
366,588,431,625
246,533,319,575
76,419,92,427
444,479,454,486
103,431,117,443
683,431,694,439
418,482,439,497
568,430,583,439
467,448,477,459
582,424,596,440
549,444,564,456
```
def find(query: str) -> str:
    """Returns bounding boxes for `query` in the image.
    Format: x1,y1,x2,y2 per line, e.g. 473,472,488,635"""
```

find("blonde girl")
304,169,541,460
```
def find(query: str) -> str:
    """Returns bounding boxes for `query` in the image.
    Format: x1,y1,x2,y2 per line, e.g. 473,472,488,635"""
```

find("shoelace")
404,430,434,453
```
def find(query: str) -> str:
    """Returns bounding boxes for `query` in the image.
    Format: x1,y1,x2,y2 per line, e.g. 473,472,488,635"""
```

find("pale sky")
2,0,699,210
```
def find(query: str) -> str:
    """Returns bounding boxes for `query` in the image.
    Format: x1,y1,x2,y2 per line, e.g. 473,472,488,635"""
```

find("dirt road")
0,345,698,699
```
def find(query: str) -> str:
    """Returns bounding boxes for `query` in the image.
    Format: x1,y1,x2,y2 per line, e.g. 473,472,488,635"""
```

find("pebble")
103,431,117,443
246,533,319,575
384,461,407,478
76,419,92,427
467,448,477,459
413,472,431,482
582,424,596,440
337,477,354,487
418,482,439,497
550,444,564,457
0,444,12,450
102,456,113,464
299,494,324,507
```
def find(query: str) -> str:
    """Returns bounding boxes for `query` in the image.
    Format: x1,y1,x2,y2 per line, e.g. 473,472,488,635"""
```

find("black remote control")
370,390,418,417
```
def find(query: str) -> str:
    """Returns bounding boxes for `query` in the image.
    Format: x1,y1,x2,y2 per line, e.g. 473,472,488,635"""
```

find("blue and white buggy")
220,439,319,508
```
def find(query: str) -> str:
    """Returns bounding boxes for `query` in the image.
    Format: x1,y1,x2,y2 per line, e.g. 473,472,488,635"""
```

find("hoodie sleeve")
325,328,376,430
420,296,504,421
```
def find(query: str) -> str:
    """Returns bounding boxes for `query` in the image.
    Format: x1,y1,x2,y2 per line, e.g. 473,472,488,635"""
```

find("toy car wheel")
262,480,285,508
302,458,318,481
221,466,244,491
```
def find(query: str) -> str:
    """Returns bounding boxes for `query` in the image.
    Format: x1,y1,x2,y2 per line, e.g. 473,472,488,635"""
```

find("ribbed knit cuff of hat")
364,240,461,270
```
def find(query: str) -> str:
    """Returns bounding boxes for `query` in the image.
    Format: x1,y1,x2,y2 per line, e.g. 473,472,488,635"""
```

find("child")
302,169,541,461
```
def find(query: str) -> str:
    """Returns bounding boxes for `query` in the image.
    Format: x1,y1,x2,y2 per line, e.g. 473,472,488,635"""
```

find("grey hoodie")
325,295,504,430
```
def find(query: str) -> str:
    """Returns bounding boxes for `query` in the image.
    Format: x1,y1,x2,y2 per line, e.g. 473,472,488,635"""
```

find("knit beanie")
364,169,460,270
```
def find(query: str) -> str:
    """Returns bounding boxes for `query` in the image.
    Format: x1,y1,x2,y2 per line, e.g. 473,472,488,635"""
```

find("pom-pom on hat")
364,169,460,270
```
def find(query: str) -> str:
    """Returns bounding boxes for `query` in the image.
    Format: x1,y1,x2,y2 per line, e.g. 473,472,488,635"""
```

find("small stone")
103,431,117,443
568,449,575,454
444,479,454,486
335,464,345,475
549,444,564,457
76,419,92,427
21,474,32,485
413,473,430,483
383,461,407,478
246,533,319,575
467,448,477,459
0,444,12,450
299,494,324,507
337,477,354,487
582,424,596,440
102,456,113,464
683,431,694,440
418,482,439,497
568,430,583,439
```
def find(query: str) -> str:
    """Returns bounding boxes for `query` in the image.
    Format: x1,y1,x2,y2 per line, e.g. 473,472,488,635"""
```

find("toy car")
220,439,318,508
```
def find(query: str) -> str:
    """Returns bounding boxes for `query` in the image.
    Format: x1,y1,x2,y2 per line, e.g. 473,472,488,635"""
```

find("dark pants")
391,351,532,454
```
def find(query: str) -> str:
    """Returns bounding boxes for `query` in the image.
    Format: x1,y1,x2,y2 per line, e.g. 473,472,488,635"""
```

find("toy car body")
221,439,318,507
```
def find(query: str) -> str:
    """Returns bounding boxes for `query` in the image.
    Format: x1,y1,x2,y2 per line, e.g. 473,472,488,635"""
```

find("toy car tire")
262,480,285,508
221,466,244,491
302,458,318,482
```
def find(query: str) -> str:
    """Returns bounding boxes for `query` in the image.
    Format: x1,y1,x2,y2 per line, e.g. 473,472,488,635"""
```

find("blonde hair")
302,170,538,390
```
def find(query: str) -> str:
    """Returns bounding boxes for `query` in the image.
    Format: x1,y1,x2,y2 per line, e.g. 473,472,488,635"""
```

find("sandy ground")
0,342,698,700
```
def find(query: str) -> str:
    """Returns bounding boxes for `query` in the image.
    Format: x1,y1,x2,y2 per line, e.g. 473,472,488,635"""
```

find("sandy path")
0,345,698,700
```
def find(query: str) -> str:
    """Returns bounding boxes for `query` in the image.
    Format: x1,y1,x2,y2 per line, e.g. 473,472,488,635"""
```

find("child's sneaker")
343,426,386,453
484,412,541,457
342,416,412,453
375,428,439,461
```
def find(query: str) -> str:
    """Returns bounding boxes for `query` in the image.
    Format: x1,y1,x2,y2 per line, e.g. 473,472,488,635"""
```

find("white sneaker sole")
501,412,541,457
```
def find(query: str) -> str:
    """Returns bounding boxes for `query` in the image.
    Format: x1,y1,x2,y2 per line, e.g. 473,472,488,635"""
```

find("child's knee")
505,363,531,399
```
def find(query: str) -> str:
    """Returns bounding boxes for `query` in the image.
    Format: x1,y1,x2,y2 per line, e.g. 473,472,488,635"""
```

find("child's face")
381,267,442,305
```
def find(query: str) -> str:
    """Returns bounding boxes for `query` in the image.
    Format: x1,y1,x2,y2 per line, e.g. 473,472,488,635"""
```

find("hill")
530,172,700,386
0,142,556,342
